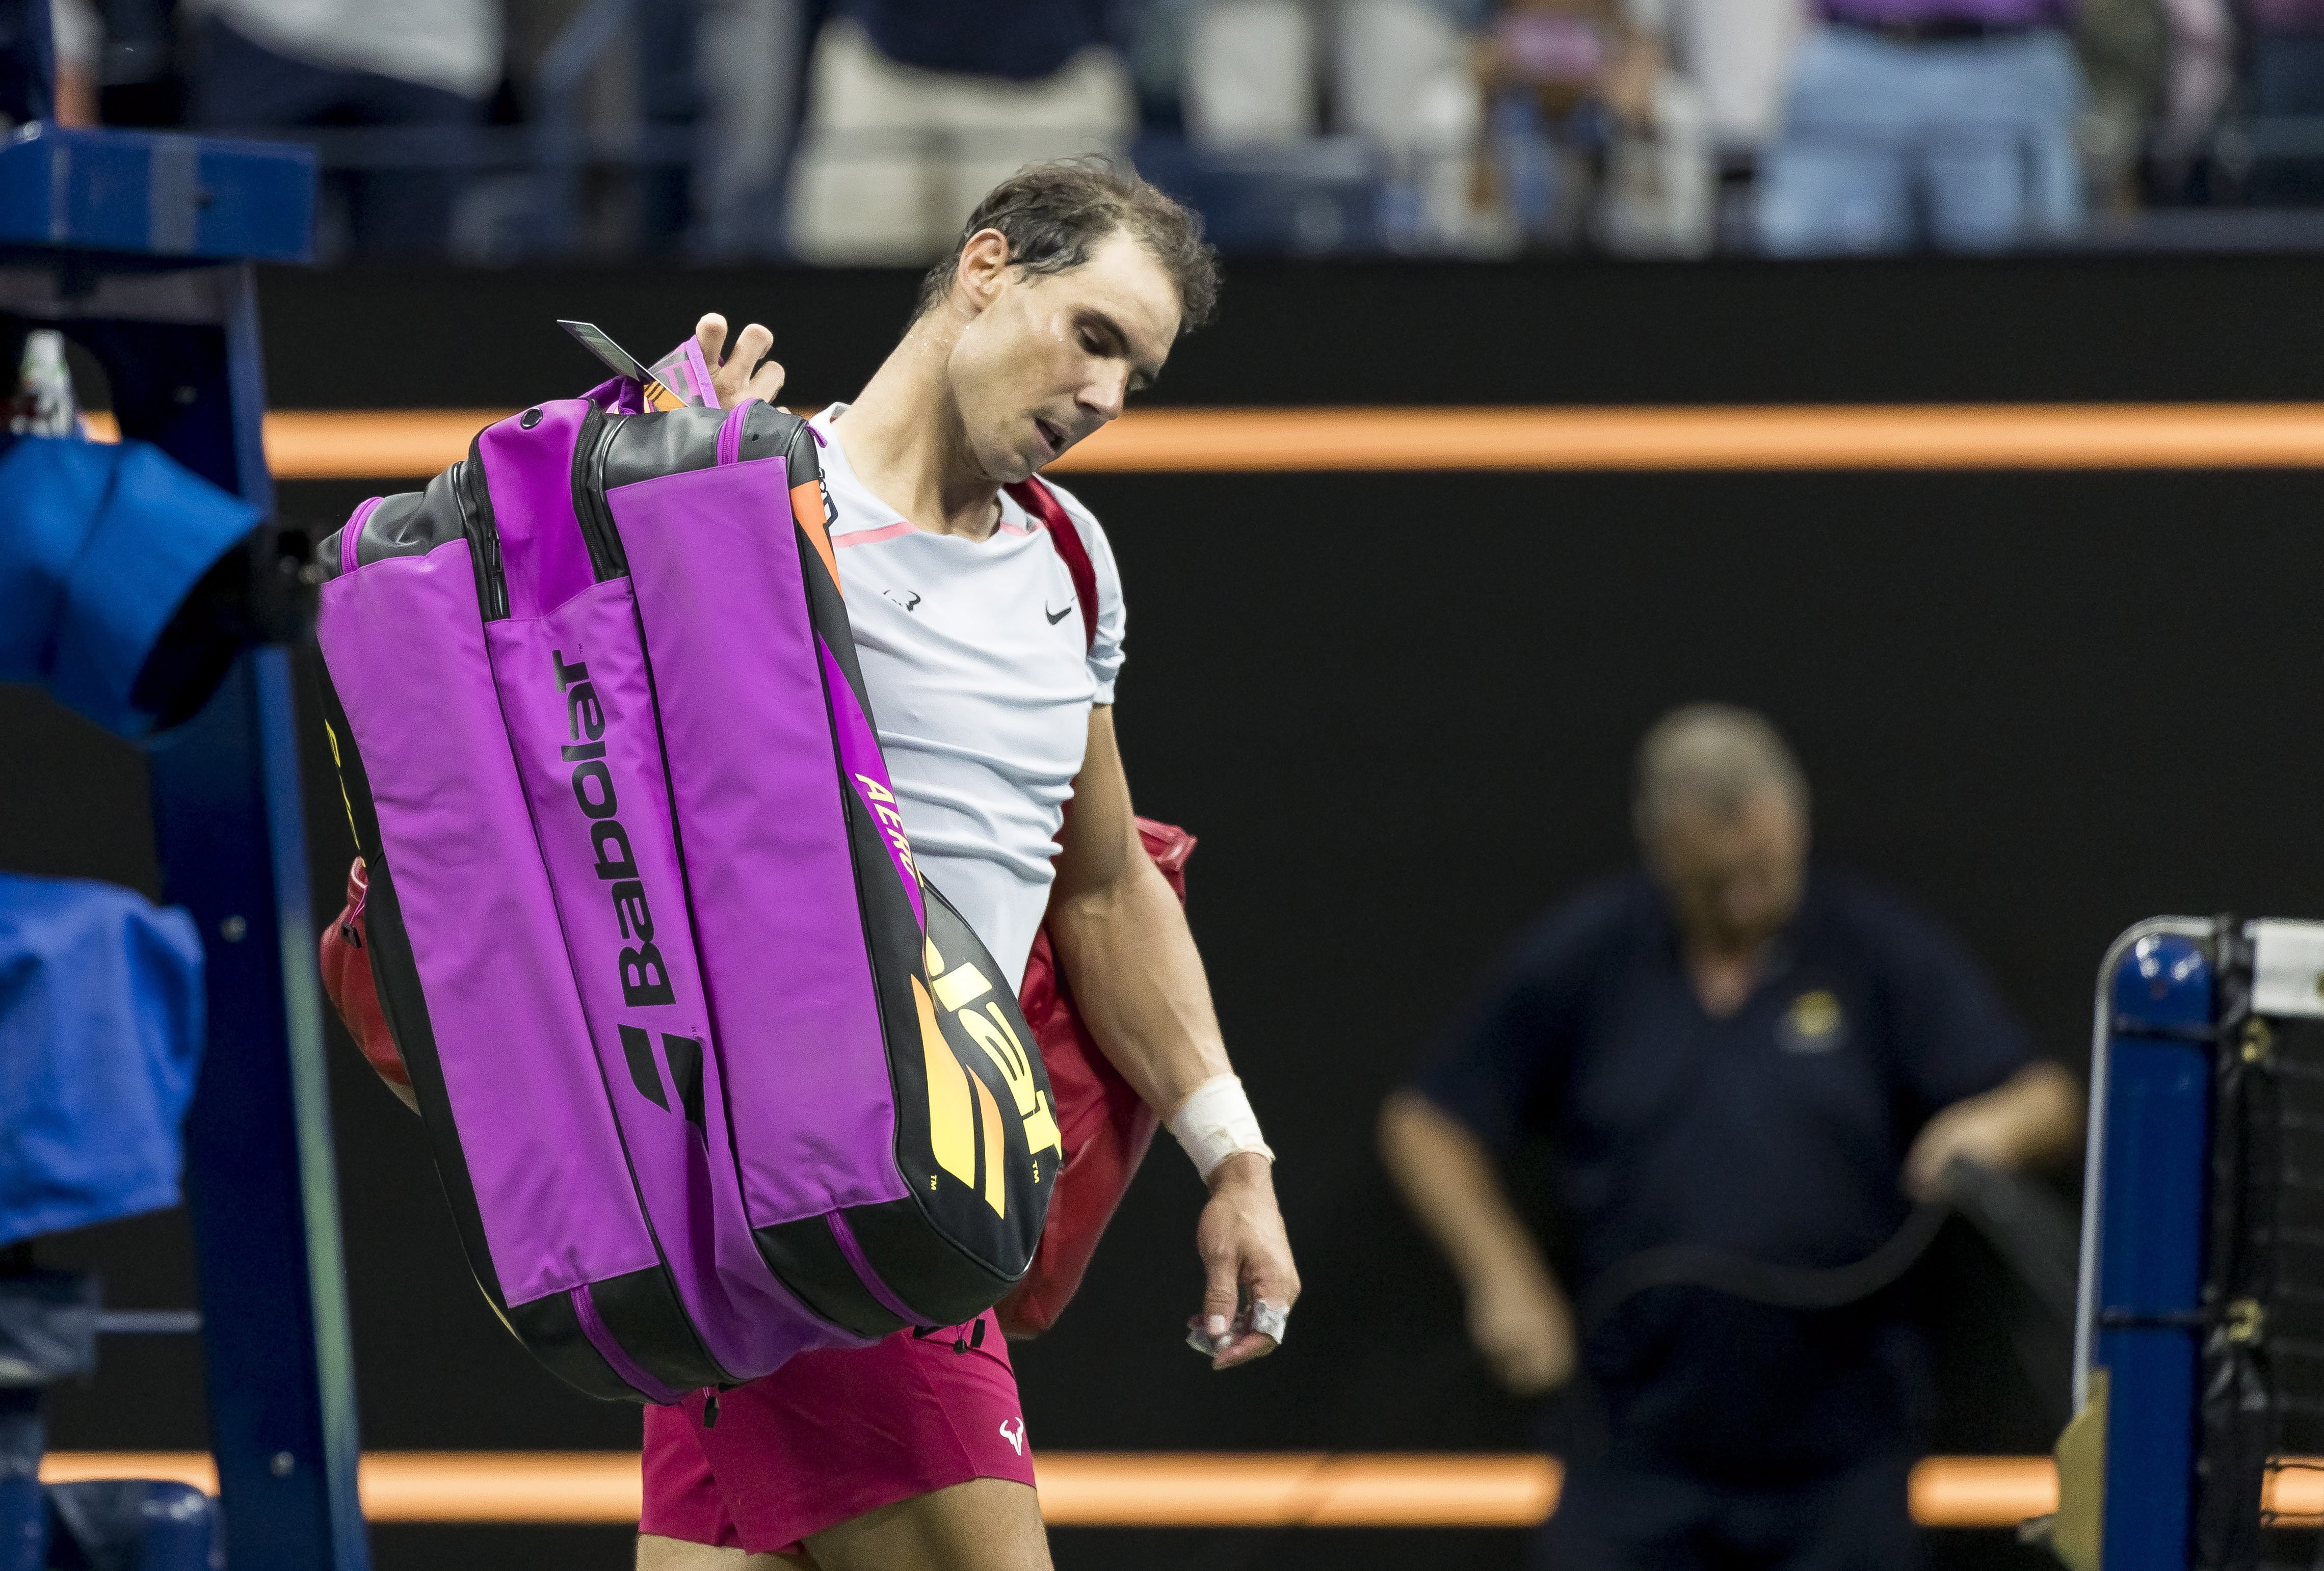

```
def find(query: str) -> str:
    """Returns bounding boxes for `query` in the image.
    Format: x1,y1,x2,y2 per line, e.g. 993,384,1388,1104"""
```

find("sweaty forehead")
1055,233,1180,360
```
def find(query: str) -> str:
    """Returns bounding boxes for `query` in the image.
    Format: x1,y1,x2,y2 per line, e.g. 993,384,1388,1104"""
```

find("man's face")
1646,789,1808,953
944,230,1180,483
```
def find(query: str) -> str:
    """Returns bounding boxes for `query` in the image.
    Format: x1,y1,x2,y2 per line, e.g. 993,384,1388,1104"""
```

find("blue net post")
2073,920,2219,1570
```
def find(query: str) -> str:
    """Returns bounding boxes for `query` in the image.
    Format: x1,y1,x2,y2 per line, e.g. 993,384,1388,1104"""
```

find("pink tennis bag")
312,393,1060,1402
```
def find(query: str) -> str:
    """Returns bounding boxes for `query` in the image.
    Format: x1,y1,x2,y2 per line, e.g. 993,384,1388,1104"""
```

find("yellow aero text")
917,935,1065,1218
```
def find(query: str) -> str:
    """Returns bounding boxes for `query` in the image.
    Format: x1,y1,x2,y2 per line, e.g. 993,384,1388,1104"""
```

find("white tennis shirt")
811,405,1127,991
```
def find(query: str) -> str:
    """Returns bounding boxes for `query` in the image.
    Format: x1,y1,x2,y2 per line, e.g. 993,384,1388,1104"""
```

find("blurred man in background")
1470,0,1717,252
183,0,500,259
785,0,1133,262
1381,704,2080,1568
1754,0,2084,252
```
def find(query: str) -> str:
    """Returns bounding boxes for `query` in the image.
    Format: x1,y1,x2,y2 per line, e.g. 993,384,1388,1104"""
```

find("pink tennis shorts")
640,1310,1037,1555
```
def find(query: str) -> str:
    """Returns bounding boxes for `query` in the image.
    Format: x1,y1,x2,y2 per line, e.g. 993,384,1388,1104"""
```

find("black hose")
1576,1157,2080,1330
1578,1201,1952,1329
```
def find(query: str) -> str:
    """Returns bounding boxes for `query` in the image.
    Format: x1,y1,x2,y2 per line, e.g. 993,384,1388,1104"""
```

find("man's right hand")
693,314,788,408
1466,1267,1576,1397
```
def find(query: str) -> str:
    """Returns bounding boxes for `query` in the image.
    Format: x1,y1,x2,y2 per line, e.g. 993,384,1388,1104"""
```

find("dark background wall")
8,257,2324,1571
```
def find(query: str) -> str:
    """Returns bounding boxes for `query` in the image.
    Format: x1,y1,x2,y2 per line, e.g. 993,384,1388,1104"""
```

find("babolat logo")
551,650,674,1008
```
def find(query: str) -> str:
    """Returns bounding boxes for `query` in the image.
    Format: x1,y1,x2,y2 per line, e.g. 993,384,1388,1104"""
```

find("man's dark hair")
913,158,1219,333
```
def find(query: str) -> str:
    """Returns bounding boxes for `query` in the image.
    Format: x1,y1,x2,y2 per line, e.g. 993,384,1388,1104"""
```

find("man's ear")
953,228,1013,314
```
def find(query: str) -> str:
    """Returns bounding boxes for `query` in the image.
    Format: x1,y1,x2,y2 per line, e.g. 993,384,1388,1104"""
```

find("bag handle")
1003,477,1097,655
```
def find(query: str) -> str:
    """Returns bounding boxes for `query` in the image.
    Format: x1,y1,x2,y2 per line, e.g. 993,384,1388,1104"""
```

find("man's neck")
831,322,1005,541
1683,937,1771,1020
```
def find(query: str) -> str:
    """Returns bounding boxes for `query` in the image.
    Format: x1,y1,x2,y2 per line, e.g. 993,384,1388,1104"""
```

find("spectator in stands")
2241,0,2324,198
1653,0,1805,161
1472,0,1718,252
694,0,809,258
1754,0,2085,252
48,0,96,125
1179,0,1486,247
183,0,501,260
1381,704,2081,1570
784,1,1133,263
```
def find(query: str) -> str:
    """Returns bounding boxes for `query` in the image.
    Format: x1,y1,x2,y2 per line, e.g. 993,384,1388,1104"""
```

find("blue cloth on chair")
0,875,205,1248
0,435,261,739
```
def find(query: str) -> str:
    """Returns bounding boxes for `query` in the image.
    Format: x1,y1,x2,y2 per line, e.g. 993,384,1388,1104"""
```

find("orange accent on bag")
791,481,840,592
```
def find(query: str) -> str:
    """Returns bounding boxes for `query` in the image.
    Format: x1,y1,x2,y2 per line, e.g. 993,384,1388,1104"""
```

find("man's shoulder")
1509,871,1659,975
1806,868,1973,971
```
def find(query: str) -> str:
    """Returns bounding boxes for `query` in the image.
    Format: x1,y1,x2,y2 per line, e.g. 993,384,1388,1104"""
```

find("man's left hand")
692,313,787,408
1902,1062,2083,1201
1192,1151,1300,1370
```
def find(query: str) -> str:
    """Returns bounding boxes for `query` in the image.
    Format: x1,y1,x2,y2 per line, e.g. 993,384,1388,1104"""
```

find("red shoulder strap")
1004,477,1097,654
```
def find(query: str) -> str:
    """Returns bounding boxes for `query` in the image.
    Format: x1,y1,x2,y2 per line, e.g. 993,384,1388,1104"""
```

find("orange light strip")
24,1451,2131,1528
1054,405,2324,474
76,404,2324,478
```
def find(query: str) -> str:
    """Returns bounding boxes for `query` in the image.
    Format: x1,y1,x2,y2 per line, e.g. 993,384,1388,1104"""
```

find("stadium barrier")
78,405,2324,478
45,1451,2324,1528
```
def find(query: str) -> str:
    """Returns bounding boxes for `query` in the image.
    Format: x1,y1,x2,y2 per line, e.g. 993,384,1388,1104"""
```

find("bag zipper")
571,406,629,581
452,436,507,620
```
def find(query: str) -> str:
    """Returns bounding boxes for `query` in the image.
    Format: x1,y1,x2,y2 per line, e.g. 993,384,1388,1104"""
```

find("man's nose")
1078,366,1129,423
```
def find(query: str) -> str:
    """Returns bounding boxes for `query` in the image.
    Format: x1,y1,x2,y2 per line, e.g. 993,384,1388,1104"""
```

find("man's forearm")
1046,850,1233,1116
1903,1060,2087,1198
1379,1089,1560,1297
1985,1061,2084,1169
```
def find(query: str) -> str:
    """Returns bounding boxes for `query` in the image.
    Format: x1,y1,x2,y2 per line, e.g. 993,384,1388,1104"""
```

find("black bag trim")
752,1217,911,1340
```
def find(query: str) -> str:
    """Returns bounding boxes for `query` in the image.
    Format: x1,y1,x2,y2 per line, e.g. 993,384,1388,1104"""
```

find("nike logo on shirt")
1044,603,1072,625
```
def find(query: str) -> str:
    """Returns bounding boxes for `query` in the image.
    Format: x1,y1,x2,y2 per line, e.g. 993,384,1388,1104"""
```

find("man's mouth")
1033,418,1063,457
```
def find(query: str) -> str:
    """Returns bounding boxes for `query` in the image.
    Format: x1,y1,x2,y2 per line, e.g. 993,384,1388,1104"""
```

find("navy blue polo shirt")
846,0,1113,81
1413,868,2032,1477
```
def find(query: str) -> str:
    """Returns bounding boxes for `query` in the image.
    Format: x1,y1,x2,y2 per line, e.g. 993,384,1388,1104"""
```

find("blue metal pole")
144,262,369,1571
2082,923,2215,1570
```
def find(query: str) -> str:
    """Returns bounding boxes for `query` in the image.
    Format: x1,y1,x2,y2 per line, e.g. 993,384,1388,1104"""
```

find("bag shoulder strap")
1004,477,1097,655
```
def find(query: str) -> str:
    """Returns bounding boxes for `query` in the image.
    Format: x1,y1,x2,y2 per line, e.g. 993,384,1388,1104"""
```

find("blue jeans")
1756,26,2082,254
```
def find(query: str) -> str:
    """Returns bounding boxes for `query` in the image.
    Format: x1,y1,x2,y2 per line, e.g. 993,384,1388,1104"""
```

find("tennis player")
637,162,1299,1571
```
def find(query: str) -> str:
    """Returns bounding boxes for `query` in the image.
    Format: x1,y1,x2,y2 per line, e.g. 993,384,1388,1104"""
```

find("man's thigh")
1920,36,2081,248
1755,29,1923,254
638,1476,1045,1571
1755,140,1910,255
806,1477,1050,1571
637,1532,811,1571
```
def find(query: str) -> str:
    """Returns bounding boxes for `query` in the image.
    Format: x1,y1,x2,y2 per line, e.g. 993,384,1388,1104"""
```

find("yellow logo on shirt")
1781,990,1846,1053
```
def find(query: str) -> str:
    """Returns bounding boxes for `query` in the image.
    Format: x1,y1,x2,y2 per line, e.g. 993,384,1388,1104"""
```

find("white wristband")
1166,1075,1274,1181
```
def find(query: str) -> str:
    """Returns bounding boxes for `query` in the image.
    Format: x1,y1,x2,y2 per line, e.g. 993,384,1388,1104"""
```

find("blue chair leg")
0,1387,46,1571
133,1483,219,1571
43,1480,220,1571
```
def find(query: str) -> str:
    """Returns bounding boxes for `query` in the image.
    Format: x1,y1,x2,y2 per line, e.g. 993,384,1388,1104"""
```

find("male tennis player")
637,161,1299,1571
